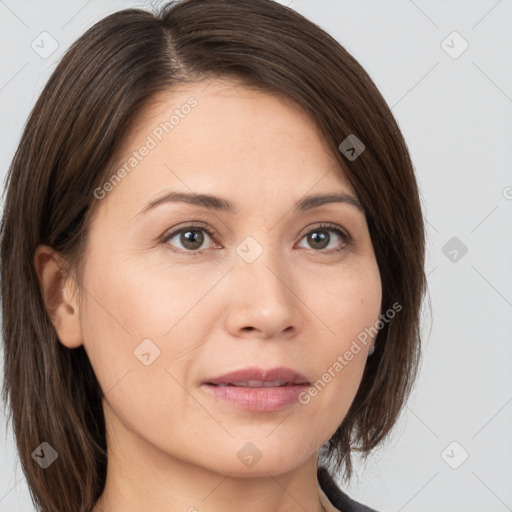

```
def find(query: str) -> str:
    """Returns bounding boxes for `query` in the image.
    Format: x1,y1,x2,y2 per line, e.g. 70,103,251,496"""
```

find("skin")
35,79,382,512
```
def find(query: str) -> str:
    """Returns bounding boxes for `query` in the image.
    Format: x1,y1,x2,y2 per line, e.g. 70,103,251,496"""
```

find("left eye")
296,224,349,253
163,223,349,255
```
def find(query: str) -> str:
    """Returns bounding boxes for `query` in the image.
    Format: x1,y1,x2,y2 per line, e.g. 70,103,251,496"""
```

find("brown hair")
0,1,427,510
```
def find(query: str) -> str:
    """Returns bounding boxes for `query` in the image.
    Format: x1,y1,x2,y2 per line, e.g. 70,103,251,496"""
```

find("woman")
0,1,426,511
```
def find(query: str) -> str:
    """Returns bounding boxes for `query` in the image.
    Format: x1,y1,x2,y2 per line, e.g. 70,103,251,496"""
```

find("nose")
223,243,304,340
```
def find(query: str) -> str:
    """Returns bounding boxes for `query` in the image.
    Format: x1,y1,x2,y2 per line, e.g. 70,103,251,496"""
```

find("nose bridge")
235,232,289,296
225,232,301,337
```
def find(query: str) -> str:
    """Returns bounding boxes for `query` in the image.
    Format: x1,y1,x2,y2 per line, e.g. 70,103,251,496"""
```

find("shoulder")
317,466,381,512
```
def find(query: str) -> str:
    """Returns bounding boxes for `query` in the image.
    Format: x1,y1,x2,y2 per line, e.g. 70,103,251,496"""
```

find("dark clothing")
318,466,379,512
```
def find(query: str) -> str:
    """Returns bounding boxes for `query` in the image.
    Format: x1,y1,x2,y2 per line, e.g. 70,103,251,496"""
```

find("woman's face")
73,79,382,476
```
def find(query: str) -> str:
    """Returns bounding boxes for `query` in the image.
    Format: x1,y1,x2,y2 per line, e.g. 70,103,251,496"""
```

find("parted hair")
0,1,427,510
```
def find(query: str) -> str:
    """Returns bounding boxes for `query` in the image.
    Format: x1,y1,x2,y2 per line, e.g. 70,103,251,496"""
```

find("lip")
201,366,310,412
202,366,310,386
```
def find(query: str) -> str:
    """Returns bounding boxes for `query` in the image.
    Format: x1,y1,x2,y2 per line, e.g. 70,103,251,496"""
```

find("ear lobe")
33,245,84,349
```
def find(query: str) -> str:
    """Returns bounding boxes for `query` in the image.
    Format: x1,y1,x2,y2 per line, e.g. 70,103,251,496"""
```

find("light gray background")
1,1,511,511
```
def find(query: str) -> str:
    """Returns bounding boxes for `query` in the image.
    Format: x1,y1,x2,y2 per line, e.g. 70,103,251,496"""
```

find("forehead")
98,78,357,216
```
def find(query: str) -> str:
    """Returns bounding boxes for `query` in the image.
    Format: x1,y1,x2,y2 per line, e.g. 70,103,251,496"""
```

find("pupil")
309,231,328,249
181,230,204,249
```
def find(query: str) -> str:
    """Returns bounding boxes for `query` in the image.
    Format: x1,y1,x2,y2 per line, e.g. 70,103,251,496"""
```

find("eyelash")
161,222,351,257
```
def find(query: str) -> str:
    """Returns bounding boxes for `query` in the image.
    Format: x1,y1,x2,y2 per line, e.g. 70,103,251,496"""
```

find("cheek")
313,256,382,350
79,239,214,343
77,244,230,411
77,256,201,443
300,258,381,426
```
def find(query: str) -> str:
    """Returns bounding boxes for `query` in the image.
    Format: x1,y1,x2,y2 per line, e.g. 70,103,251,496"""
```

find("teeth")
216,380,290,388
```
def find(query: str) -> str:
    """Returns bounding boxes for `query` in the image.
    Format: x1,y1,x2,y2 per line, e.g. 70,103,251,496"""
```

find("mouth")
202,366,310,387
201,366,311,412
208,379,305,388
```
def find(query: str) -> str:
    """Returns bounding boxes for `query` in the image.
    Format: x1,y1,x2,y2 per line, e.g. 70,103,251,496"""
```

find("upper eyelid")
299,222,348,238
164,221,347,235
163,222,218,239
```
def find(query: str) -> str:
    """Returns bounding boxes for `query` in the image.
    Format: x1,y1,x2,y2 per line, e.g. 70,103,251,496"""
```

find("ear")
33,245,84,348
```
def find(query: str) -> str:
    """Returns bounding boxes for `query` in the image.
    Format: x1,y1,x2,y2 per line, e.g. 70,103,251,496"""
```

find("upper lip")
203,366,310,386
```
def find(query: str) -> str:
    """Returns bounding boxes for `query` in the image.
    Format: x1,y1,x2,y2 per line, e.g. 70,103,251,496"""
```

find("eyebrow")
138,190,364,216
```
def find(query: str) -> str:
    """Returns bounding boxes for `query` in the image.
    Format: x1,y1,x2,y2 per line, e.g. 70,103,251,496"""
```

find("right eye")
162,223,220,255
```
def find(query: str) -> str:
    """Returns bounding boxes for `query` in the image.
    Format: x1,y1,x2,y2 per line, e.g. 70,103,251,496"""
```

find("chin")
185,437,317,479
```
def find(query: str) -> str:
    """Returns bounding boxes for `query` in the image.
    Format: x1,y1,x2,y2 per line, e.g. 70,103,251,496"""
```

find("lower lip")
201,384,309,412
